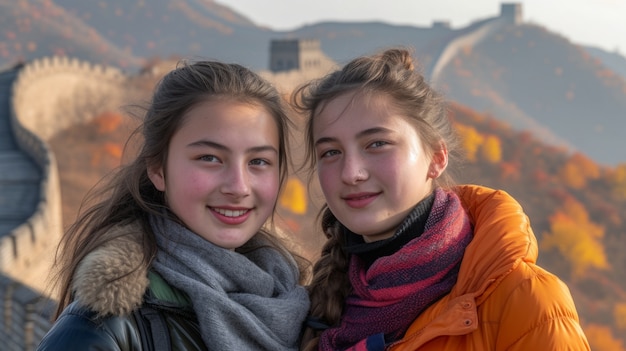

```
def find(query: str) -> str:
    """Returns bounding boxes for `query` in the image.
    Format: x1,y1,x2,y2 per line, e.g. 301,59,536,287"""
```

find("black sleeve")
36,307,141,351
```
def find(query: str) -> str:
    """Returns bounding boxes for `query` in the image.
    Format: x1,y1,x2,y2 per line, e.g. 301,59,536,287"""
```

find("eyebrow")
187,140,278,154
314,127,393,147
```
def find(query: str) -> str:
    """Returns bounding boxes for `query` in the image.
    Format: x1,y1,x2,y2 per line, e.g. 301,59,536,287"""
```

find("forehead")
313,91,408,133
176,99,279,142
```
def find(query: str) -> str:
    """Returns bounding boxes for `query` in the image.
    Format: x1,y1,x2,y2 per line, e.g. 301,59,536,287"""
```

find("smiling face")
313,91,447,242
148,99,280,249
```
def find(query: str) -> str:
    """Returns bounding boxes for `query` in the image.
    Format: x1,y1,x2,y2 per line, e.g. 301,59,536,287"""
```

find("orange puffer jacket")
388,185,590,351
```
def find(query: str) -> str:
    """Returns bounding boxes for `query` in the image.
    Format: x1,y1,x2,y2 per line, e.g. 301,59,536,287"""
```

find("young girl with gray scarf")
37,60,310,351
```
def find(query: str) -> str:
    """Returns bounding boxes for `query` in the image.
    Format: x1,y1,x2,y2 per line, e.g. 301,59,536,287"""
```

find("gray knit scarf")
150,215,310,350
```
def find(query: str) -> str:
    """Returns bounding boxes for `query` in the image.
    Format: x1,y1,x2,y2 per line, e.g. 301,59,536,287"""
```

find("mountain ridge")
1,1,624,163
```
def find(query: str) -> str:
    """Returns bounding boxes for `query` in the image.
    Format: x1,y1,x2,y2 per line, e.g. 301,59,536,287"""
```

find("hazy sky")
221,0,626,55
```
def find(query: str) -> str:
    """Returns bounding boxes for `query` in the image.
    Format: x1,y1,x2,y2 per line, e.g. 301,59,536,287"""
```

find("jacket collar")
147,270,192,307
71,222,150,316
452,185,538,302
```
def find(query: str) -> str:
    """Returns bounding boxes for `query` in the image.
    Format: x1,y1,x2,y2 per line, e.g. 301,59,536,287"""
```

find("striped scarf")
320,188,473,350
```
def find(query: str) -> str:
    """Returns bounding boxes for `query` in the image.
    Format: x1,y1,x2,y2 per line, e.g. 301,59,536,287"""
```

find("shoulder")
484,262,590,349
72,222,150,316
498,262,579,319
452,185,539,294
37,302,141,351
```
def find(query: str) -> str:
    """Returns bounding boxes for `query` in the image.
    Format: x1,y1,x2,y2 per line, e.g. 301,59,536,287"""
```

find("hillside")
0,0,275,72
586,46,626,81
436,22,626,165
2,0,624,166
0,0,142,69
52,0,274,68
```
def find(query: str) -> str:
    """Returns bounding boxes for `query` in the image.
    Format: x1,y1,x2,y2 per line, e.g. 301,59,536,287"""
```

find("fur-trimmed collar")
71,222,150,316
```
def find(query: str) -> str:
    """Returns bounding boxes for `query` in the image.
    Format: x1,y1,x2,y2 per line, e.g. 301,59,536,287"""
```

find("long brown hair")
52,60,304,318
292,47,462,350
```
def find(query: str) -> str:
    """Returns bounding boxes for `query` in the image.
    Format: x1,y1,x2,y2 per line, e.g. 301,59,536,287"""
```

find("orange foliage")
90,143,123,167
455,124,483,162
449,103,486,124
518,131,534,144
279,178,307,215
94,111,123,134
480,135,502,163
560,153,600,189
607,163,626,200
499,161,520,181
103,142,122,159
584,324,625,351
541,197,608,278
615,303,626,330
532,169,550,185
560,162,586,189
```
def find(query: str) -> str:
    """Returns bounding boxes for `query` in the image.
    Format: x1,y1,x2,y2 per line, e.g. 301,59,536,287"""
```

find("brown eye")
199,155,219,162
249,158,270,166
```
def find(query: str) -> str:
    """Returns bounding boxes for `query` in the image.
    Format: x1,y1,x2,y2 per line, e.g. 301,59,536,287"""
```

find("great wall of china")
0,6,517,349
0,56,132,350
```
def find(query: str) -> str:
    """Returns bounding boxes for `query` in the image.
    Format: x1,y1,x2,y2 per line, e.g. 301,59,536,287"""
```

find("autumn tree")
480,134,502,163
279,177,307,215
455,123,483,162
559,152,601,189
541,197,608,278
584,324,625,351
607,163,626,201
499,161,521,181
615,303,626,331
94,111,123,133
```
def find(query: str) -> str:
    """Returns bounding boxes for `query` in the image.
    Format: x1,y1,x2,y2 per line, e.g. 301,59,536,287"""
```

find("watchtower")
500,3,523,24
269,39,325,72
432,21,451,30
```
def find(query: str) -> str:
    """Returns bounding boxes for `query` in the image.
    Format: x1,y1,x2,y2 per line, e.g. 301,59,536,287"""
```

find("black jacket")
37,224,208,351
37,289,207,350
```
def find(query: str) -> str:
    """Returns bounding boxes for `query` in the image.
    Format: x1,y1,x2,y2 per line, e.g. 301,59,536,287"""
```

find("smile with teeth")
212,208,249,217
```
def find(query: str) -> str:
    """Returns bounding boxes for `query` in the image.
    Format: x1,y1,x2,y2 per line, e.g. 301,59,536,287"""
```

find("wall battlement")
1,55,131,350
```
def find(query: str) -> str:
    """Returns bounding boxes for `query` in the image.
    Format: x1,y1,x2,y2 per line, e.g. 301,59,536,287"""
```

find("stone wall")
12,56,128,140
0,274,55,351
0,56,130,349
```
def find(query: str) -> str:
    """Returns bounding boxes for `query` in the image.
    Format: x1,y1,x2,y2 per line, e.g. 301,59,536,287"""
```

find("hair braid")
301,208,352,350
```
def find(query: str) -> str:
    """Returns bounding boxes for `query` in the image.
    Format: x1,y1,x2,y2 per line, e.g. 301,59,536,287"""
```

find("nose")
220,164,250,197
341,154,368,185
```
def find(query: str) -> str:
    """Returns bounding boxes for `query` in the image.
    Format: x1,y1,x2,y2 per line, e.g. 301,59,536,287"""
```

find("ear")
147,165,166,191
428,142,448,179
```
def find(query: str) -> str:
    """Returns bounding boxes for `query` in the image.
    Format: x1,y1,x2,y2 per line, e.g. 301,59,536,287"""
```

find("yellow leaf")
279,178,307,215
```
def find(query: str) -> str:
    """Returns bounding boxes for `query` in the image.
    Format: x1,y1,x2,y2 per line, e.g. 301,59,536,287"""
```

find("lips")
342,192,380,208
210,207,251,224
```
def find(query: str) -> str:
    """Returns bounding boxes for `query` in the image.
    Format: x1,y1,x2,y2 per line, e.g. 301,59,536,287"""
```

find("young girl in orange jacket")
294,48,590,351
